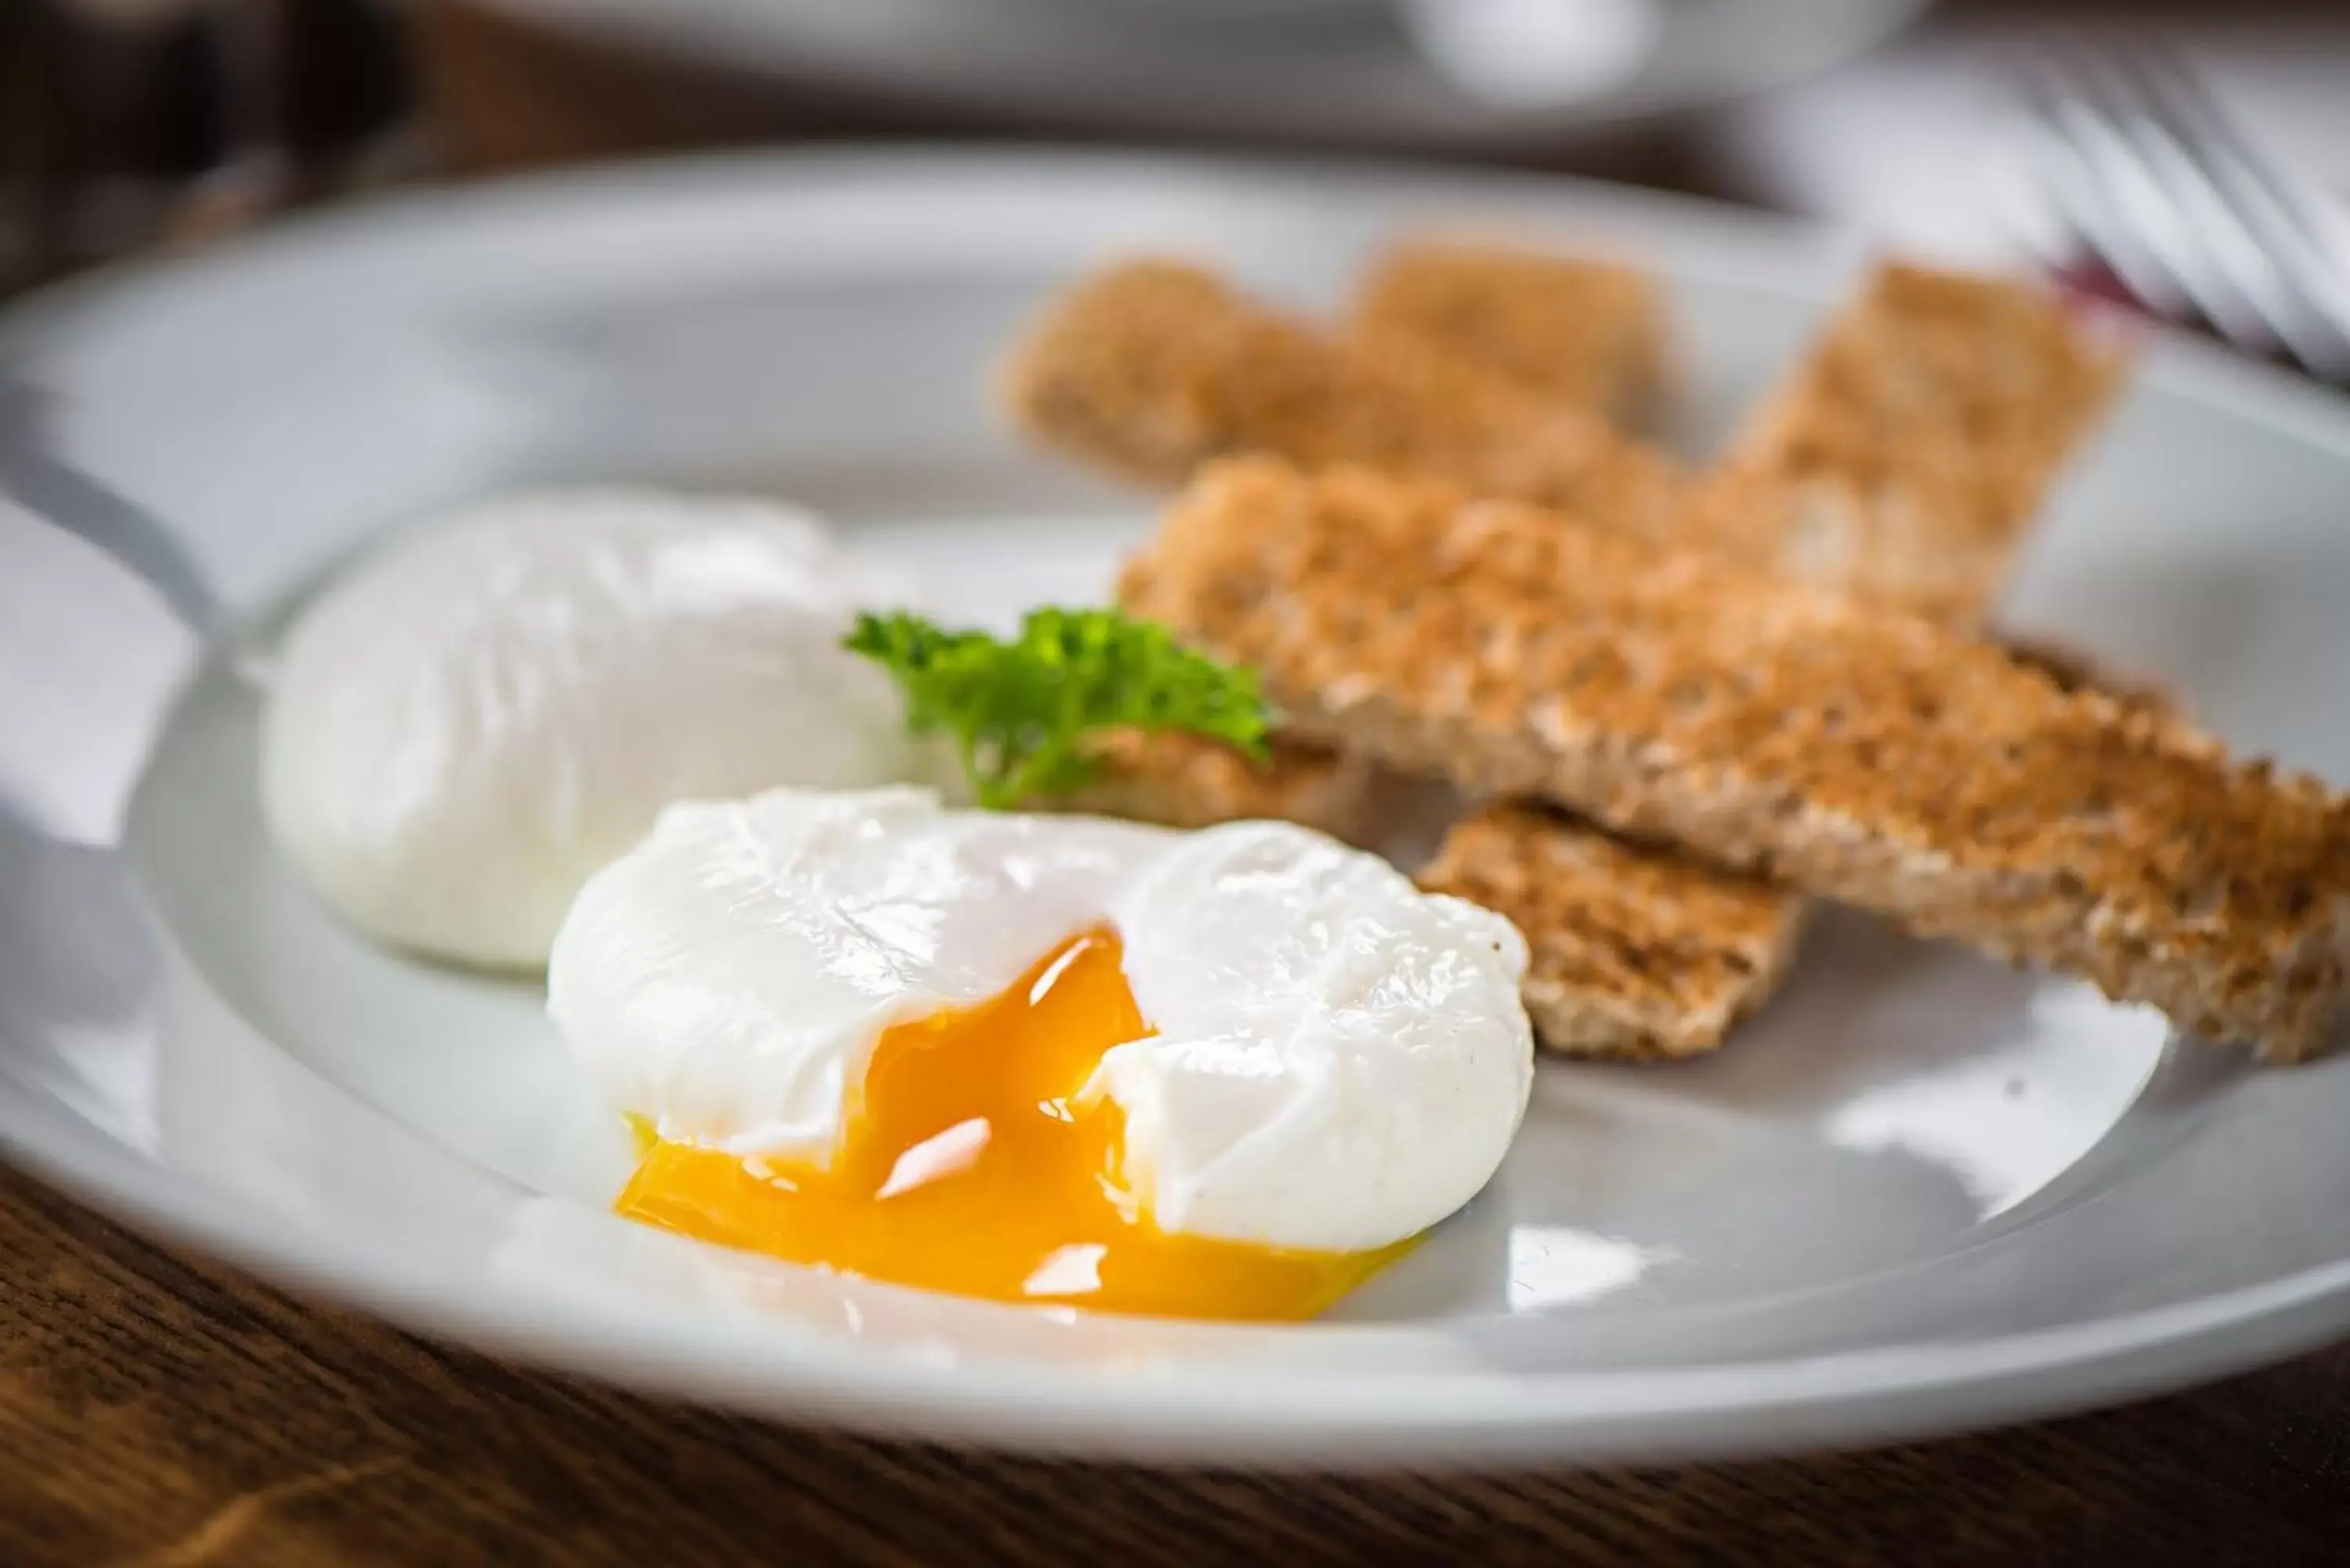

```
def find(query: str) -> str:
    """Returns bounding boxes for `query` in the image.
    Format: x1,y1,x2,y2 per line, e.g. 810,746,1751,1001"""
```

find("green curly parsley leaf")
844,606,1272,811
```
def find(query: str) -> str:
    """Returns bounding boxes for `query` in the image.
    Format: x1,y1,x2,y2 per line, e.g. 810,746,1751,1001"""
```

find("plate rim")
10,1072,2350,1466
7,144,2350,1465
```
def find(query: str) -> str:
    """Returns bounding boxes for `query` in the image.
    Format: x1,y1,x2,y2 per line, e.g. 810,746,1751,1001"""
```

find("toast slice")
1349,240,1670,428
1125,460,2350,1063
1000,257,1690,539
1678,262,2131,624
1421,651,2170,1060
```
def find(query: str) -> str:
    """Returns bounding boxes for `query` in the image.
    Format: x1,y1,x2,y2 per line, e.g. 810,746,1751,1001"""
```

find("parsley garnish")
844,607,1271,810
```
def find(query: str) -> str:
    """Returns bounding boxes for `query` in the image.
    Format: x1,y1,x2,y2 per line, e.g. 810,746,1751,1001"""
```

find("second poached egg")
263,490,935,969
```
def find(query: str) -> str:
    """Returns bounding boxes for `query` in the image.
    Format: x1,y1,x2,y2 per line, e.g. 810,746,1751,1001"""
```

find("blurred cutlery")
2008,38,2350,385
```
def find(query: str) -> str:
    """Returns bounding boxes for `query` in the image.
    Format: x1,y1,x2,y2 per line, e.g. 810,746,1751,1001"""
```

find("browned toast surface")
1408,260,2129,1056
1010,254,2139,1060
1001,258,1690,537
1680,262,2129,623
1415,804,1802,1059
1350,241,1668,426
1007,257,2122,618
1126,460,2350,1061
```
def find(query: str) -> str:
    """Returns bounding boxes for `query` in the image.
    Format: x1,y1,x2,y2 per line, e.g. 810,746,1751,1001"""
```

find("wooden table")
3,1154,2345,1565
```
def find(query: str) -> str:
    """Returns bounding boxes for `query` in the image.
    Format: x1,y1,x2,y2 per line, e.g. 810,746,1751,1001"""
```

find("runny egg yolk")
614,927,1408,1321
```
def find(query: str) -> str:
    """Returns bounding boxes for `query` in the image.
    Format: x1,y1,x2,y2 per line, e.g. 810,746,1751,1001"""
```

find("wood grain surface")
0,1158,2343,1566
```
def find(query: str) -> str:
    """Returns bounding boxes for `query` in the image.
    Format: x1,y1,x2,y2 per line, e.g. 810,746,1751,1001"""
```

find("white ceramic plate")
5,150,2350,1467
478,0,1928,150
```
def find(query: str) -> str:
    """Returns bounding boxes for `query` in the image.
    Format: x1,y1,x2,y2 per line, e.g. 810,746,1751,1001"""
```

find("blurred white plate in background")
472,0,1930,148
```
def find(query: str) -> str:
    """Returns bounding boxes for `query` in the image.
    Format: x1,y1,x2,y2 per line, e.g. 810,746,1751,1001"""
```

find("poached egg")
548,786,1533,1320
262,490,932,969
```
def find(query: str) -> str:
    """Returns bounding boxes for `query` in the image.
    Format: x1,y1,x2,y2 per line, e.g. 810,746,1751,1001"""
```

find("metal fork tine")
2122,45,2350,379
2099,40,2350,377
2081,50,2289,355
2135,45,2350,273
2013,39,2350,385
2013,49,2196,323
2085,42,2319,364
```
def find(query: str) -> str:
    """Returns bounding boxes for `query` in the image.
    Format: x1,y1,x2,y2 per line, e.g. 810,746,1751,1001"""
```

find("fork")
2005,38,2350,386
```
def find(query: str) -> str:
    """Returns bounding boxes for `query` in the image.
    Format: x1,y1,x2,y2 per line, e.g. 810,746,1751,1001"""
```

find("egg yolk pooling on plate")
615,927,1408,1320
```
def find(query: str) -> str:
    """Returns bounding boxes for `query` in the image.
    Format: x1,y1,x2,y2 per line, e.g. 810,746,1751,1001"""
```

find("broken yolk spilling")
614,927,1405,1321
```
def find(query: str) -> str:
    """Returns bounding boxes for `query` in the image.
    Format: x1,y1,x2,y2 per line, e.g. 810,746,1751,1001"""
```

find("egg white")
548,786,1534,1255
262,490,935,969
